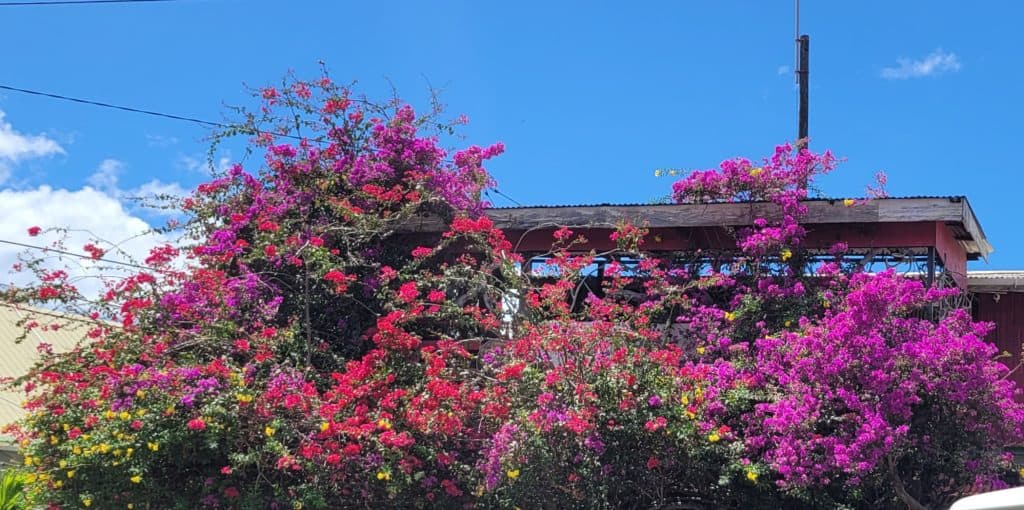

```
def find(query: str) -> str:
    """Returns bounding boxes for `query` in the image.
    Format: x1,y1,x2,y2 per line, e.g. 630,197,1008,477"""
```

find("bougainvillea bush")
6,75,1023,510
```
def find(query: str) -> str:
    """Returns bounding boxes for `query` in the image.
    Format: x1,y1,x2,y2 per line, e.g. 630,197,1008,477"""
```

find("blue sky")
1,0,1022,271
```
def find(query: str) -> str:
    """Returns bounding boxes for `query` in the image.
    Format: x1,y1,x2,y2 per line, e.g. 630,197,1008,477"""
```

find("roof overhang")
967,271,1024,293
475,196,993,261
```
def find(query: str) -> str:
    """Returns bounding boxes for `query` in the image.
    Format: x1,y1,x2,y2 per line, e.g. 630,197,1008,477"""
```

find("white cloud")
0,111,64,185
881,49,961,80
0,185,170,297
85,159,187,216
777,65,791,76
86,158,124,193
178,154,232,174
145,134,179,147
0,111,64,162
134,179,188,198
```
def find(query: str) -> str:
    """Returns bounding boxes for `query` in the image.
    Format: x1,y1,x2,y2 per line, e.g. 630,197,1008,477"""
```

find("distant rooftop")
968,271,1024,293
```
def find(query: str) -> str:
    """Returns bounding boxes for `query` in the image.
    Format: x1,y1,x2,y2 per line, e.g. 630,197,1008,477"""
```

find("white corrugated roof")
0,303,94,436
968,271,1024,293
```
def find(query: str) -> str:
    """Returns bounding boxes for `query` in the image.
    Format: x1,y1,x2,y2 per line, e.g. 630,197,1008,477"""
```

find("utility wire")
0,239,158,272
0,83,525,205
0,83,305,141
0,0,175,5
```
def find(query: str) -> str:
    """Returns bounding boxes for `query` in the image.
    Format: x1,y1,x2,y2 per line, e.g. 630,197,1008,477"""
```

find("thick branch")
887,455,929,510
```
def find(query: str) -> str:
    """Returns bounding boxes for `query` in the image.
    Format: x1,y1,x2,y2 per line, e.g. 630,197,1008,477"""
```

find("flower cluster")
6,76,1021,510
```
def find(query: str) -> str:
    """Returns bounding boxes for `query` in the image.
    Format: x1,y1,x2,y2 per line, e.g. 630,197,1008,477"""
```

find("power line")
0,83,305,141
0,0,175,5
0,83,525,204
0,237,159,272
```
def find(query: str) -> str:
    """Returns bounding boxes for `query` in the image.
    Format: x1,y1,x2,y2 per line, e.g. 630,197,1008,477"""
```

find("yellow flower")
746,470,758,483
126,448,134,457
376,471,391,481
59,460,68,468
135,389,146,398
507,469,520,479
104,410,116,420
320,422,330,432
98,444,110,454
376,418,392,430
73,446,82,455
54,480,63,488
784,320,792,327
696,346,706,355
128,505,134,509
236,393,253,403
265,426,276,437
684,410,696,419
119,411,131,421
67,470,75,479
681,395,689,405
83,498,92,507
749,167,764,177
1019,467,1024,478
780,248,793,261
293,503,303,510
843,198,855,207
130,475,142,484
23,456,32,467
707,433,721,443
147,442,159,452
723,312,736,322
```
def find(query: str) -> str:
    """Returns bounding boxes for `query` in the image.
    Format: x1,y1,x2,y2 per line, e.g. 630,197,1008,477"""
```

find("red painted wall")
974,292,1024,399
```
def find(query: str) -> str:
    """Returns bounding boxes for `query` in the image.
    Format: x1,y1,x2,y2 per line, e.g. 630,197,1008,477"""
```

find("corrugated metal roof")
0,303,94,437
968,271,1024,293
487,196,967,210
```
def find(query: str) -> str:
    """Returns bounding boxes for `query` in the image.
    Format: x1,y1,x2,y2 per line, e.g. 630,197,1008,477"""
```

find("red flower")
411,246,432,258
27,226,41,237
83,243,105,260
234,339,250,352
187,418,206,431
264,245,277,257
398,282,419,303
38,287,60,300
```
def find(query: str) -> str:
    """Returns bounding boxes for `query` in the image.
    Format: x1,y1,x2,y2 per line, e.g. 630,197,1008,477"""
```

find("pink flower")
187,418,206,431
398,282,419,303
27,226,41,237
